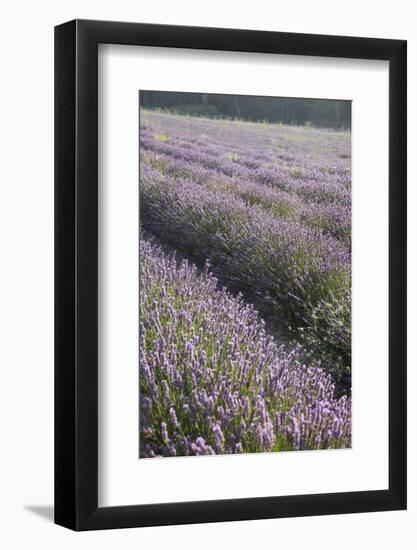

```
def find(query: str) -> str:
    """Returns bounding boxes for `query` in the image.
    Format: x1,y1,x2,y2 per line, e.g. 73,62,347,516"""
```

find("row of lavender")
140,112,352,390
141,113,351,245
140,236,351,457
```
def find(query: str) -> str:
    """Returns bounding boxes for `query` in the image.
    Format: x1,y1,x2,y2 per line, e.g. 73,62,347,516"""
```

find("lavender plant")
141,164,351,386
140,237,351,457
139,112,352,390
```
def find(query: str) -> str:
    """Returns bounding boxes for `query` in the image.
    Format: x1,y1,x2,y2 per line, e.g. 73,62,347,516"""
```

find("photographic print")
139,91,352,459
55,21,406,530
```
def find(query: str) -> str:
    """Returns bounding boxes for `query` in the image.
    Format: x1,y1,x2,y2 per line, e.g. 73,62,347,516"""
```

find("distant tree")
140,90,351,130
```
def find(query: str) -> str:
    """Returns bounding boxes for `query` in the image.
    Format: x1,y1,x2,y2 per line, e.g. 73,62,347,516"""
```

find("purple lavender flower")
139,111,352,457
139,112,351,385
139,236,351,457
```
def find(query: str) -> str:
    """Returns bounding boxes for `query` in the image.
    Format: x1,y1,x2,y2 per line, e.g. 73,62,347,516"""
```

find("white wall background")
0,1,414,548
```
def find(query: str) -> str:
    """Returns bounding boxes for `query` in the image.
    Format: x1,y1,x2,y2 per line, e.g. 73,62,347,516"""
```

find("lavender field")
139,106,352,458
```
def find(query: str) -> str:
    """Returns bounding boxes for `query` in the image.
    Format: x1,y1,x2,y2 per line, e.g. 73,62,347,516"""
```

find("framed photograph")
55,19,406,530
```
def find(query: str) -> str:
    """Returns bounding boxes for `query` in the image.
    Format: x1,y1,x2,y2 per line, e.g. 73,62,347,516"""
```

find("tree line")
140,91,351,130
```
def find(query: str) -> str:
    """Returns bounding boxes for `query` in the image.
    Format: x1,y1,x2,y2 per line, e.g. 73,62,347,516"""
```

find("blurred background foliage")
140,91,351,130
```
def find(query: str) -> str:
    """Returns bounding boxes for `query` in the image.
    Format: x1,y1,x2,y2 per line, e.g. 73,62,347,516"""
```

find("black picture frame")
55,19,407,531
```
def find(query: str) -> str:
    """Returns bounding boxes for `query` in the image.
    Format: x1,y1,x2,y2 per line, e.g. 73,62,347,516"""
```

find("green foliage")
154,133,169,142
163,104,218,118
224,152,240,162
140,91,352,129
